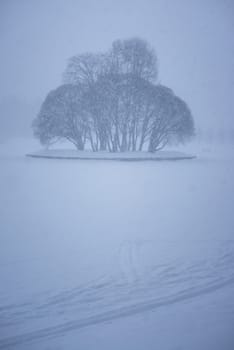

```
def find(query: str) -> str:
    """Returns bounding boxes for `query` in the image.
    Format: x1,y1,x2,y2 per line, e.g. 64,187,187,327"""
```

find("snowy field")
0,138,234,349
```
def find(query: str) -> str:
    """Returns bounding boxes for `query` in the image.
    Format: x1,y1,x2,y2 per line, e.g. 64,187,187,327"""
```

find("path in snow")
1,239,234,348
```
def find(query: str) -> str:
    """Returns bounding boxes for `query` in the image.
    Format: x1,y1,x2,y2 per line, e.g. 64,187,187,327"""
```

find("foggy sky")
0,0,234,130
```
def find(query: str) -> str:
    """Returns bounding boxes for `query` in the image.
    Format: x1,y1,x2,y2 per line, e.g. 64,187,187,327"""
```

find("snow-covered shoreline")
26,149,196,161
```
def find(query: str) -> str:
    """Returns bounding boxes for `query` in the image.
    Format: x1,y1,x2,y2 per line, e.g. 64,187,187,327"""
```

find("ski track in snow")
1,240,234,349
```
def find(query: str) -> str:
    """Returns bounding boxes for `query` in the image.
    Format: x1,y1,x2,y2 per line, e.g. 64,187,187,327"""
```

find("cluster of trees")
33,38,194,152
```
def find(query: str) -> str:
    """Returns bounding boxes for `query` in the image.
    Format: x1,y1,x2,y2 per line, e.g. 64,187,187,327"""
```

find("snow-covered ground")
0,138,234,349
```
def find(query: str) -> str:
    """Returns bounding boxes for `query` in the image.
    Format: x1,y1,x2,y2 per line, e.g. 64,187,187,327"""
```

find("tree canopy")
33,38,194,152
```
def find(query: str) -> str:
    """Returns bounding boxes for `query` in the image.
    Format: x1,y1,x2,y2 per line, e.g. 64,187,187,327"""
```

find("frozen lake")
0,139,234,349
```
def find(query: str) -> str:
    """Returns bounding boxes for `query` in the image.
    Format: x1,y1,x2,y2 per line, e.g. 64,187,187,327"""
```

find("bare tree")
108,38,158,83
148,85,195,152
33,84,88,150
63,53,108,88
33,38,194,152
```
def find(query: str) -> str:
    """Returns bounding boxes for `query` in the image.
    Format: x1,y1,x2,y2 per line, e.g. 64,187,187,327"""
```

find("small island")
26,150,196,161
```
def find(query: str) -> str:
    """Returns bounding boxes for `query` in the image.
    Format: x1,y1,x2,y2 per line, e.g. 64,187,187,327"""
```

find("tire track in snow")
1,275,234,349
1,240,234,348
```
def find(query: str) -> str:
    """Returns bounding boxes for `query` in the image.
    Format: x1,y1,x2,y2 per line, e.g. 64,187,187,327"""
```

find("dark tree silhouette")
33,38,195,152
33,84,88,150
